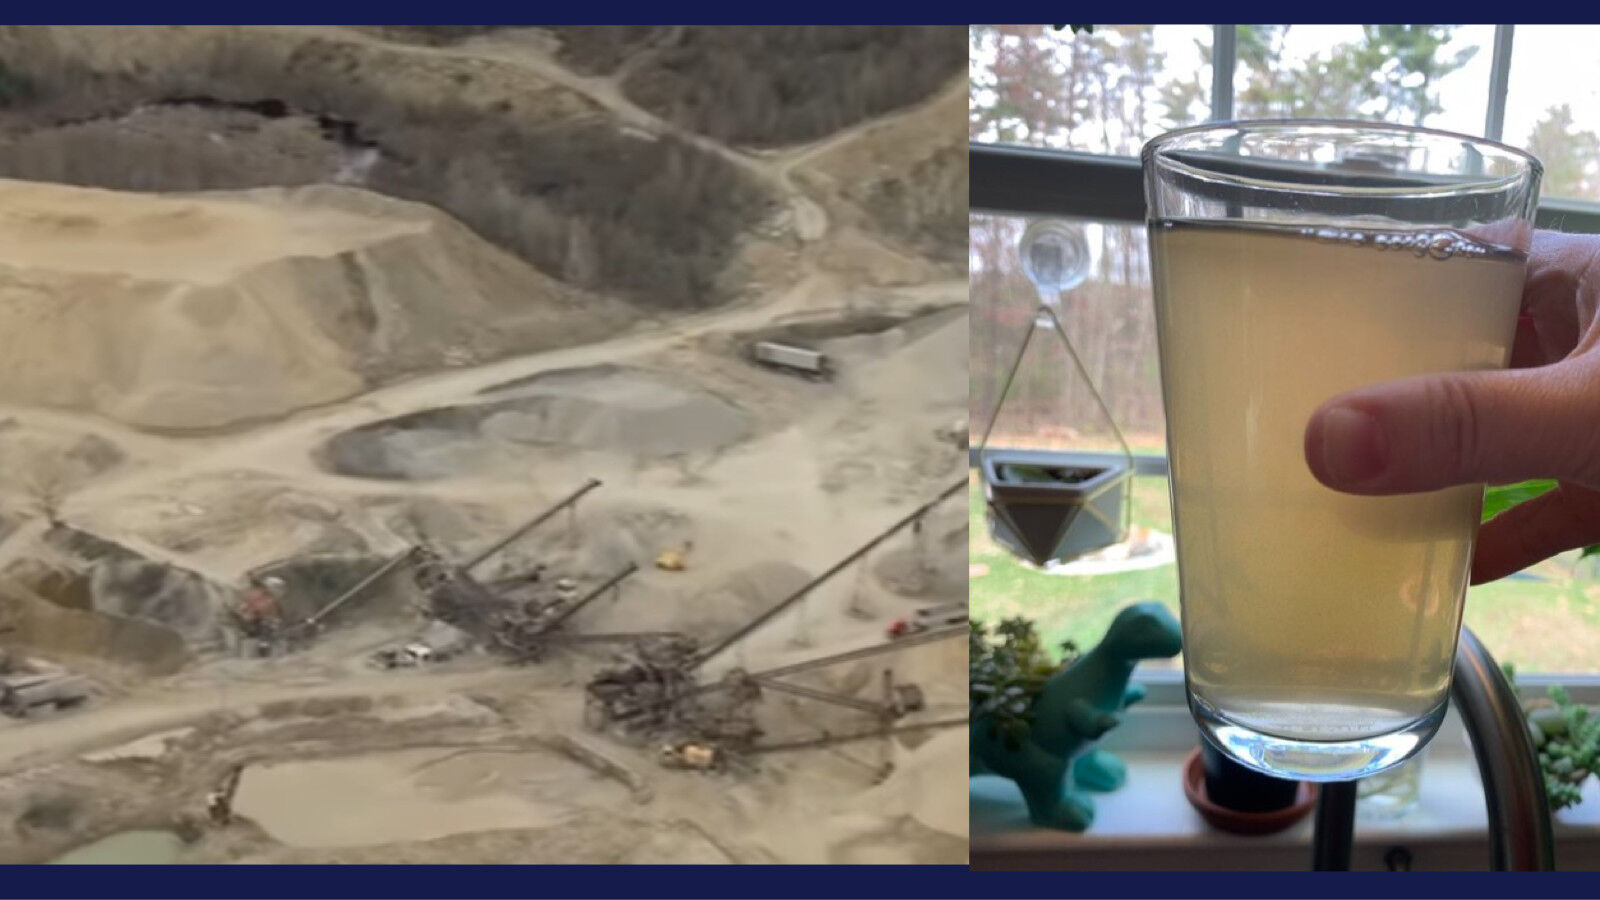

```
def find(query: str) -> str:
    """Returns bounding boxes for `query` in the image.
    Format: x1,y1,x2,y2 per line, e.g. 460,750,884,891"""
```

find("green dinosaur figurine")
970,601,1182,831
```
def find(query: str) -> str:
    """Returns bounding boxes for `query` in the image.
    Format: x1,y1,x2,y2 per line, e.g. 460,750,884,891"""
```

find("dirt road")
0,664,544,775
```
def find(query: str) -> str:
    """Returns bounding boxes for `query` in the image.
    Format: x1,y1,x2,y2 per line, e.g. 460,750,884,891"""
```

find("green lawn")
969,473,1600,675
969,473,1182,671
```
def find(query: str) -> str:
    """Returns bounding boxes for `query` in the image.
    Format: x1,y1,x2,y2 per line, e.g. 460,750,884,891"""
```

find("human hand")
1303,230,1600,584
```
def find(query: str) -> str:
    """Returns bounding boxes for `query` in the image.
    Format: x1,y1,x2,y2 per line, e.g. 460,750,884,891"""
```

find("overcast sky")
1153,24,1594,153
972,25,1600,199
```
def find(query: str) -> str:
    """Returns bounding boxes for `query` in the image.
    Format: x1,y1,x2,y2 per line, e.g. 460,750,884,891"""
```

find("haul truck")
1,673,91,717
752,341,832,381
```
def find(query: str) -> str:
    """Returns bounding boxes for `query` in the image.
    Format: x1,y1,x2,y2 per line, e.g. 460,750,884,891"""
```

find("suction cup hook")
975,218,1136,569
1019,219,1090,324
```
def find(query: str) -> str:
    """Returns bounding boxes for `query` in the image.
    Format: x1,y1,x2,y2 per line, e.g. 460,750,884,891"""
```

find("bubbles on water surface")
1303,226,1499,261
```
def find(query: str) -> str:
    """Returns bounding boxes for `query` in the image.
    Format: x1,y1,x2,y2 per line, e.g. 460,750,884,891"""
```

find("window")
970,211,1178,665
972,27,1600,872
970,215,1164,456
1505,26,1600,202
971,24,1600,677
1232,25,1492,135
969,25,1212,154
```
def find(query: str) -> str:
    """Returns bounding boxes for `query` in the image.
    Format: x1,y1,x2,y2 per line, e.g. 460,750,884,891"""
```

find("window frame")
1200,25,1514,143
969,26,1600,866
970,143,1600,686
971,24,1600,233
970,23,1600,689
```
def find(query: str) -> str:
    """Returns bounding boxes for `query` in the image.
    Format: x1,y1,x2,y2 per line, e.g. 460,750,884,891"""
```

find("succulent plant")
970,617,1077,751
1505,662,1600,811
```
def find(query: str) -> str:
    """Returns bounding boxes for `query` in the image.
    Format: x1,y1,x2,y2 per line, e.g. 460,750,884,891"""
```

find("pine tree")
1526,104,1600,200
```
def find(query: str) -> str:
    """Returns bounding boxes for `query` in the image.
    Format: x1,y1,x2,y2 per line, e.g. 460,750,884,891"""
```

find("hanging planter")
981,449,1130,568
977,219,1133,568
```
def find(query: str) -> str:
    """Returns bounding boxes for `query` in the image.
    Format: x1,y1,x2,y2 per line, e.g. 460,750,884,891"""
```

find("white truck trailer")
752,341,832,381
0,673,91,717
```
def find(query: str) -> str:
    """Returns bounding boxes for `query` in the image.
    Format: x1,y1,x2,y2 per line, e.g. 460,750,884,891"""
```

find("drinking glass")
1142,120,1541,781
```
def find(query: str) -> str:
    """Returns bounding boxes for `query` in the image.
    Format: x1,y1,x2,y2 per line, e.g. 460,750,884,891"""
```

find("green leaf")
970,616,1063,747
1482,480,1559,521
1481,482,1600,557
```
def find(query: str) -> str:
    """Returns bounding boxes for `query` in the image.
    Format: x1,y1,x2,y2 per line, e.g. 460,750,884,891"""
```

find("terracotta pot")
1182,746,1318,836
1200,739,1300,812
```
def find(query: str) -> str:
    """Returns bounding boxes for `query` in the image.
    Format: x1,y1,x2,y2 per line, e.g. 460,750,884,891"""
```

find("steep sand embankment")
0,179,629,431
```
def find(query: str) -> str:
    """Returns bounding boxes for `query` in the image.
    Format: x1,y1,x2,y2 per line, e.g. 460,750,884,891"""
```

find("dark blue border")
10,866,1600,897
8,12,1600,29
0,11,975,24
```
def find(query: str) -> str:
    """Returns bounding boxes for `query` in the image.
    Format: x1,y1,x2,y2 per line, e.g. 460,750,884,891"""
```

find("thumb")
1303,358,1600,495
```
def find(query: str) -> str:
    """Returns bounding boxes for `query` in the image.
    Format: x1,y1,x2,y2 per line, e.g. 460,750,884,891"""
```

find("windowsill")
970,687,1600,871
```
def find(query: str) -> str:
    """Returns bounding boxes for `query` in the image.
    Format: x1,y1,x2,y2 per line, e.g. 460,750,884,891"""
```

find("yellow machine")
659,741,721,771
655,541,692,572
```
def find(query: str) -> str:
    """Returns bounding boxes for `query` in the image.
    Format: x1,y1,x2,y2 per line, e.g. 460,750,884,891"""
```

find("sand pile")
235,747,628,848
0,179,627,431
0,564,189,675
813,312,968,504
871,503,968,599
0,423,127,521
319,366,751,479
738,724,968,863
478,366,751,455
830,309,967,406
41,525,234,645
856,727,967,838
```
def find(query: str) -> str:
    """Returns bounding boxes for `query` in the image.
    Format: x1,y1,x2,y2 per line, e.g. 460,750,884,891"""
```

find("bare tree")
17,454,83,528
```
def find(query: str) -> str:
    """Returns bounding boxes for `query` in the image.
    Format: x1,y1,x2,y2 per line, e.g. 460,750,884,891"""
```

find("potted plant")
1482,480,1600,816
970,603,1181,831
1181,737,1318,835
979,450,1131,568
968,616,1077,756
1505,663,1600,816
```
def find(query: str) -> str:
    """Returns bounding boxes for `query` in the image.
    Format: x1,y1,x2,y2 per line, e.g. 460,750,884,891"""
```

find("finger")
1518,230,1596,363
1472,484,1600,584
1304,357,1600,495
1508,314,1544,369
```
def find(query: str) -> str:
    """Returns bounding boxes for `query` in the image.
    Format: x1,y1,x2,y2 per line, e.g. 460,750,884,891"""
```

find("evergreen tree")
1526,103,1600,200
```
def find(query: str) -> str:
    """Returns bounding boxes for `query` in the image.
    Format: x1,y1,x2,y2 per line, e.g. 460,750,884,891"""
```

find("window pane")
1505,25,1600,202
970,214,1165,455
969,25,1212,155
1467,553,1600,675
970,207,1600,677
1234,25,1492,136
969,212,1178,666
